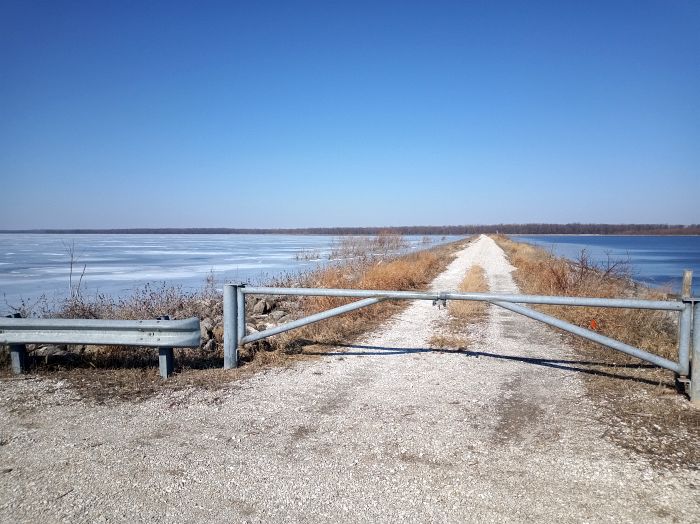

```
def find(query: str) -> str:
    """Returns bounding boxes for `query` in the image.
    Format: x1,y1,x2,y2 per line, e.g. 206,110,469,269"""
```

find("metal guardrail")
1,316,201,378
224,270,700,403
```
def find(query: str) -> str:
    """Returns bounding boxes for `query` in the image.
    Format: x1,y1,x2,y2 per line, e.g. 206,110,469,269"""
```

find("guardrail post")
10,344,27,374
157,315,174,379
5,314,27,374
224,283,241,369
679,270,693,378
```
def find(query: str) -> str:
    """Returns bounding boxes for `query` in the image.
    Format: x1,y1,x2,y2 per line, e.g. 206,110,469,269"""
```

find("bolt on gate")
224,270,700,403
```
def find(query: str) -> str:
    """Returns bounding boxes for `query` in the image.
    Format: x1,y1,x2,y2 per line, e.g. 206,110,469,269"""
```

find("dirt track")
1,235,698,522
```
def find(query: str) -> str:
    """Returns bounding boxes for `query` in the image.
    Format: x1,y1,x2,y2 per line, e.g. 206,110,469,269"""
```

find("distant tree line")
2,224,699,235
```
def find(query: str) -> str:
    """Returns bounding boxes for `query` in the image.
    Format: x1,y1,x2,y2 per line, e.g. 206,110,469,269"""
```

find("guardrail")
0,315,201,378
224,270,699,402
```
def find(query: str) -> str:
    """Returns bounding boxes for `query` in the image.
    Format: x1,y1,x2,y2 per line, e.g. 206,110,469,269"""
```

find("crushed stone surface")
1,235,698,523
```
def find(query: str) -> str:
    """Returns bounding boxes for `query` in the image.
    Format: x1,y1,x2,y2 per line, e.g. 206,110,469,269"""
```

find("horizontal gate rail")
242,287,686,311
226,270,699,403
1,316,201,378
491,300,681,373
241,297,384,345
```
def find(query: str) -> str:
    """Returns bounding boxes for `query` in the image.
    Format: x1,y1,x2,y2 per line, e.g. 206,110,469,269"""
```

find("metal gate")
224,271,699,402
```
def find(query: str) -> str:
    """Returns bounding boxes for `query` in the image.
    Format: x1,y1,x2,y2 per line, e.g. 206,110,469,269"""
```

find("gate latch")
432,291,448,309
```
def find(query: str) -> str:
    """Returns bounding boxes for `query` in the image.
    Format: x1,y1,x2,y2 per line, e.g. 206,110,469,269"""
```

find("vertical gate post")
690,300,700,404
679,271,693,378
157,315,174,379
224,283,240,369
237,285,246,351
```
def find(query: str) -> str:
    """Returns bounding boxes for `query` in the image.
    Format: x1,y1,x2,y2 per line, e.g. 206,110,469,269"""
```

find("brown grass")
427,334,470,350
449,265,489,321
492,235,677,362
427,264,489,350
268,239,468,353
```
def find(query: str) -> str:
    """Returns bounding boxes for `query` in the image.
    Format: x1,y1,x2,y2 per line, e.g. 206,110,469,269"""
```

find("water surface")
0,234,459,314
513,235,700,295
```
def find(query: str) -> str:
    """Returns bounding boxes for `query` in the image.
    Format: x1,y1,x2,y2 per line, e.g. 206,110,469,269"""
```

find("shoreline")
510,234,699,296
2,224,699,236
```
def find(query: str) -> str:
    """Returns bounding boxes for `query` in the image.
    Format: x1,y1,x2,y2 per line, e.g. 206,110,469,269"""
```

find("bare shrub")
329,232,409,259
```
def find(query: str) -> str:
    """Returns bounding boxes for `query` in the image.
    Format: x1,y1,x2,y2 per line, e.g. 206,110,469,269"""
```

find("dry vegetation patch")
2,238,470,401
493,235,678,361
270,239,467,353
450,265,489,321
492,234,699,470
429,264,489,350
428,334,470,350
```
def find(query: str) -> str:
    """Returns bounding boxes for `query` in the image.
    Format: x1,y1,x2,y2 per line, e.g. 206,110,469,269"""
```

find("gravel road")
1,235,698,523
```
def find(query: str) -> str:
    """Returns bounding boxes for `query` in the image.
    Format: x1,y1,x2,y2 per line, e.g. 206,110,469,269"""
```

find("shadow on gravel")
305,343,673,389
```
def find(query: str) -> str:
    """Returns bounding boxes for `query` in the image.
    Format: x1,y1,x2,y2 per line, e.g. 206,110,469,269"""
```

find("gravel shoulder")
1,235,698,523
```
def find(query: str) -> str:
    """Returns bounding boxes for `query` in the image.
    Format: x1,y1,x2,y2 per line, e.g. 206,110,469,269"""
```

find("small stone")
270,310,287,321
34,345,68,357
200,318,214,341
253,299,272,315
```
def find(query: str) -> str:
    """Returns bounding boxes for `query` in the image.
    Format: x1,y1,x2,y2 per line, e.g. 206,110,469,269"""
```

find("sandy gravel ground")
1,235,698,523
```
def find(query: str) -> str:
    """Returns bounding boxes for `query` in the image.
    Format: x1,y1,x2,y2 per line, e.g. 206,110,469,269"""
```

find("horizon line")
1,223,699,235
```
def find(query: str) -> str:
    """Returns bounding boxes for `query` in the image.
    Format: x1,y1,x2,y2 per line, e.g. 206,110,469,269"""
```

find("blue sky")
1,1,698,228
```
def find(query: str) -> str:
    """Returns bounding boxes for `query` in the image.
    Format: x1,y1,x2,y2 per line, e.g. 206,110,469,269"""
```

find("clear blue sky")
1,1,698,228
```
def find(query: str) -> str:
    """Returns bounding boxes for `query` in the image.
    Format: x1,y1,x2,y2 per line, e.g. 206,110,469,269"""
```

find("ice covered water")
0,234,459,314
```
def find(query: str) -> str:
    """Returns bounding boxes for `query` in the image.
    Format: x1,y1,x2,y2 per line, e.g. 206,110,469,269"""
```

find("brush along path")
0,236,697,522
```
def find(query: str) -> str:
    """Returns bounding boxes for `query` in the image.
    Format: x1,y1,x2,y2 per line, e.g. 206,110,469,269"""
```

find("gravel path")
1,235,698,523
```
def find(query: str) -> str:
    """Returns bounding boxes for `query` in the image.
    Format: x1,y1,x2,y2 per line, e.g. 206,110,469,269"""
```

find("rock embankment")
196,295,299,359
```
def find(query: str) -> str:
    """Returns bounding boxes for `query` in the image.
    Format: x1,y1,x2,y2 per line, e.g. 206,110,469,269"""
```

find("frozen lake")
0,234,460,314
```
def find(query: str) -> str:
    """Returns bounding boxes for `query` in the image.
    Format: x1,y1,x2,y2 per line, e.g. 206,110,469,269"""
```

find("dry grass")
427,334,470,350
267,239,468,353
449,265,489,322
427,264,489,351
6,273,223,323
492,235,677,362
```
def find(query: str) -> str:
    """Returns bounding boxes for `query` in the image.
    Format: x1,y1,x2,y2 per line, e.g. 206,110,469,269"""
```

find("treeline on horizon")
3,224,699,235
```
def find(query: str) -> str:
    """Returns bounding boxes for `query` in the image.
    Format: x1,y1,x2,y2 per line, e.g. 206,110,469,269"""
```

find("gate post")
224,283,241,369
237,284,246,353
691,300,700,404
679,271,693,378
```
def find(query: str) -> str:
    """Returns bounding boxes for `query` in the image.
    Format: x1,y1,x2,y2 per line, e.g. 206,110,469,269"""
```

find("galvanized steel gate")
224,271,700,403
2,273,697,403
